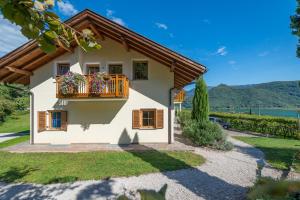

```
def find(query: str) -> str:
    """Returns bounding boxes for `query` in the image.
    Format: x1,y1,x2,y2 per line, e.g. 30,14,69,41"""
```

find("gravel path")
0,134,285,200
0,132,28,143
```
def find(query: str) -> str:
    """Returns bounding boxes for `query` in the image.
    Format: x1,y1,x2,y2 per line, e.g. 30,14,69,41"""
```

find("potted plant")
90,72,110,94
59,71,86,95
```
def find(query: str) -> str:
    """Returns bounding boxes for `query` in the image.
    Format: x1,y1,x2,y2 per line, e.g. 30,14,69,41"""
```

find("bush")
210,112,300,139
177,110,192,127
0,100,15,122
15,97,29,110
247,177,300,200
182,120,233,151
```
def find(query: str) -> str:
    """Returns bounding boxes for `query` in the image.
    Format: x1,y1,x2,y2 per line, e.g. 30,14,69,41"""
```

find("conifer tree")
192,76,209,122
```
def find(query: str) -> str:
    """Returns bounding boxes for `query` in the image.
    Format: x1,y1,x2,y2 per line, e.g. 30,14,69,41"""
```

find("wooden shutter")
132,110,141,129
156,109,164,129
61,111,68,131
38,111,46,132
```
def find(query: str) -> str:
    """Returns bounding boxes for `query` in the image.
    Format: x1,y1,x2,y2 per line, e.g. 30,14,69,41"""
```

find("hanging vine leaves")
0,0,101,53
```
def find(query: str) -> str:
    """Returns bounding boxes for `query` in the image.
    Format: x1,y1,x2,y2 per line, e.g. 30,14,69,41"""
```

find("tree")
291,0,300,57
0,0,101,53
191,76,209,122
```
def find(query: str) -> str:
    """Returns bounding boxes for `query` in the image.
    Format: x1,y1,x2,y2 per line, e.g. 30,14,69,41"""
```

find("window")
133,61,148,80
142,110,155,128
57,63,70,76
38,111,67,132
51,112,61,129
109,64,123,74
132,109,163,129
87,64,100,74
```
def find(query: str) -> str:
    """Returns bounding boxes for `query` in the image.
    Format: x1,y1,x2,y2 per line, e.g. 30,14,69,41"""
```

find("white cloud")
0,15,28,57
155,22,168,30
215,46,228,56
258,51,270,57
106,9,126,26
202,19,211,24
57,1,78,16
228,60,237,65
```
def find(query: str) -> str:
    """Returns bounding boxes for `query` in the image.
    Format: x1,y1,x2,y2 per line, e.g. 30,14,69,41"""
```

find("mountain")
183,81,300,109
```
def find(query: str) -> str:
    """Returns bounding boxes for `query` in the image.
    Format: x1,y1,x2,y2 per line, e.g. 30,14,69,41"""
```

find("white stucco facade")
30,38,175,145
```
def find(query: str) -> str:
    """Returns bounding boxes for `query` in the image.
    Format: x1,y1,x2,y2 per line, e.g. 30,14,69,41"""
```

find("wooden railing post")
115,75,119,97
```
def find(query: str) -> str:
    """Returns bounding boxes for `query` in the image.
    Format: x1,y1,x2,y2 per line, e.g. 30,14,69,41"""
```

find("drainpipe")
3,83,34,144
168,87,176,144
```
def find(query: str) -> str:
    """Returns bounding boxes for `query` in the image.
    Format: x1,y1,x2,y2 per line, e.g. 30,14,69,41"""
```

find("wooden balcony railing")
56,74,129,99
174,90,185,103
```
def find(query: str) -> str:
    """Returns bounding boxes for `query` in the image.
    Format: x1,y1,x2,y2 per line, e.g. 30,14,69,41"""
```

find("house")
0,10,206,145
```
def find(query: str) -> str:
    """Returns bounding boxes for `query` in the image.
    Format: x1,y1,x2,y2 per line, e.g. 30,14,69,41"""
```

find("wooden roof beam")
171,60,176,72
5,66,33,76
89,24,105,41
121,36,130,52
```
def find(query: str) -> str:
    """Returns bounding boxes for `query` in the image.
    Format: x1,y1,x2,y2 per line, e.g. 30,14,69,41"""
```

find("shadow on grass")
47,176,79,184
0,166,37,183
0,130,248,200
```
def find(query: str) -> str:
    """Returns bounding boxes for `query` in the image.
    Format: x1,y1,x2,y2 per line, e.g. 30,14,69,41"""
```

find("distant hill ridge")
183,80,300,109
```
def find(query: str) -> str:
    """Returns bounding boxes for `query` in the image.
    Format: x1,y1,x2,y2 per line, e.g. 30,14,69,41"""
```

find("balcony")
56,74,129,99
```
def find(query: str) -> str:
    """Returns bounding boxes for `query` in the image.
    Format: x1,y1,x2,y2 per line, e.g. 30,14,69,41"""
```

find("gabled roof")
0,9,206,88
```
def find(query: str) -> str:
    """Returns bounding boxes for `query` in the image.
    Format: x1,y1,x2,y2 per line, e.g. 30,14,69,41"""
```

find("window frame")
140,109,156,129
108,63,123,74
47,110,64,131
132,60,148,80
56,63,70,76
84,62,100,75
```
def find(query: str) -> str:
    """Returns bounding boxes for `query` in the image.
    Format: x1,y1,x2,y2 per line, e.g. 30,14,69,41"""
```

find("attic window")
57,63,70,76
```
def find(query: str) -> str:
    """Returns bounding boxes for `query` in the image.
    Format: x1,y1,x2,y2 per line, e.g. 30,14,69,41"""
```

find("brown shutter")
132,110,140,129
61,111,68,131
156,109,164,129
38,111,46,132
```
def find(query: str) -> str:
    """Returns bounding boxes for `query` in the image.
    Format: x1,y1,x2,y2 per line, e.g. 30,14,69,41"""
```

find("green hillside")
183,81,300,109
0,84,29,122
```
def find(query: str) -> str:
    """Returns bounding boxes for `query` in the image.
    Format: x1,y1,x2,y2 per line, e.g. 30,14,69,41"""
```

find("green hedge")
210,112,300,139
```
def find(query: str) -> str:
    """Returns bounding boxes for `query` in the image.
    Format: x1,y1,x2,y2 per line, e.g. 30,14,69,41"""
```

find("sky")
0,0,299,88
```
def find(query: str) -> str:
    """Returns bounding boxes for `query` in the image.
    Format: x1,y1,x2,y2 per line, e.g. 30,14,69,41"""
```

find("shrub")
15,97,29,110
183,120,233,151
247,177,300,200
0,100,15,122
177,110,192,127
210,112,300,139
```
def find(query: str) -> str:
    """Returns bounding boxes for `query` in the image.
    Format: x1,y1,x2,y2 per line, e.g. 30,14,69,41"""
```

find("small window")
50,111,61,129
133,61,148,80
87,64,100,74
57,63,70,76
109,64,123,74
142,110,155,128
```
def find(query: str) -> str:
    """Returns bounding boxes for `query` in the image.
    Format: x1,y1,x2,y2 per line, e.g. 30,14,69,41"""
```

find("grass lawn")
0,150,204,184
0,111,29,133
234,136,300,172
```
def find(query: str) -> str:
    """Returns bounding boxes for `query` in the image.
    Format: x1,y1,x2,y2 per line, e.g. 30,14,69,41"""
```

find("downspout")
3,83,34,144
168,87,176,144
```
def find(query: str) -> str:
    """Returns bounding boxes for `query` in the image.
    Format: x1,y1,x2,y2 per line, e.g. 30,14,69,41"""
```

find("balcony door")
108,64,123,75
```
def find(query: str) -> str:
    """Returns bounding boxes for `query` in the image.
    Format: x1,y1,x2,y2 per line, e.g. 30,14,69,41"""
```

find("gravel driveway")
0,132,28,143
0,134,285,200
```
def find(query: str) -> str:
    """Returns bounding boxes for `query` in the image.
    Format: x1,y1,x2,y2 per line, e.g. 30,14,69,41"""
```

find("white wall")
30,38,174,144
